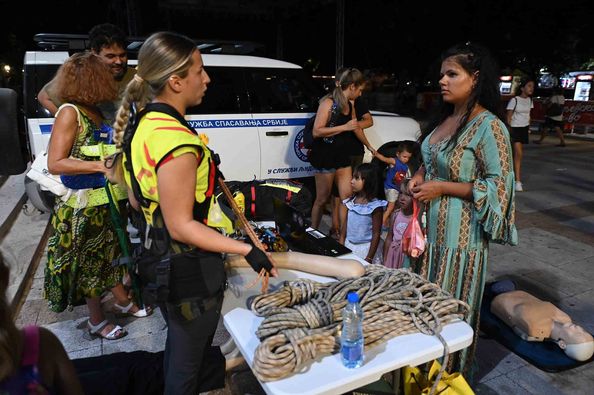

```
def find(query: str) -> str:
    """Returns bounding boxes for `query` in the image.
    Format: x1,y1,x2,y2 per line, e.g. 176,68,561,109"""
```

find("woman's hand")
245,246,279,277
103,154,122,184
343,119,359,131
407,172,424,193
411,180,443,203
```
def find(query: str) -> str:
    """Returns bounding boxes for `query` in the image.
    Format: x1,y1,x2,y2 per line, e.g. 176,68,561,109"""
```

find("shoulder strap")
56,103,82,126
21,326,40,366
122,103,152,209
327,100,339,126
513,97,518,112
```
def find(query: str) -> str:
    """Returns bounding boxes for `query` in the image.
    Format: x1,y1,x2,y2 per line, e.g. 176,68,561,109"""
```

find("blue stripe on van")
38,118,309,133
187,118,309,129
40,124,53,134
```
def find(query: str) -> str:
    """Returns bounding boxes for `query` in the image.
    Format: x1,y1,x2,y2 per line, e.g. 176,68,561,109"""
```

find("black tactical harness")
122,102,226,314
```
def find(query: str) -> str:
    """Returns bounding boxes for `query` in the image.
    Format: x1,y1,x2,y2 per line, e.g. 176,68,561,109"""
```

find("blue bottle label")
341,338,364,368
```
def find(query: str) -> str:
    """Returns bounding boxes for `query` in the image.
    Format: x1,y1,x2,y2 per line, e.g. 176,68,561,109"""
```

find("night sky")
1,0,593,84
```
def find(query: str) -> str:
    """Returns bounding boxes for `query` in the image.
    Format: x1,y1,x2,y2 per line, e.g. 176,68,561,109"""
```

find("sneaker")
515,182,523,192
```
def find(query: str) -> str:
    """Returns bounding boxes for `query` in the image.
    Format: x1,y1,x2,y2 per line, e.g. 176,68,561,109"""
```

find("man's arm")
38,80,59,116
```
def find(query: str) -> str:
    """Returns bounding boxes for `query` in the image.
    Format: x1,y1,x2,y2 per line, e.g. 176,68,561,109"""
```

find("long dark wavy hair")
420,42,506,149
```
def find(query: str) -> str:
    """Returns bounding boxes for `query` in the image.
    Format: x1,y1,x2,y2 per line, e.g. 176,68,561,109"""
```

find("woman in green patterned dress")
45,52,149,340
408,43,518,377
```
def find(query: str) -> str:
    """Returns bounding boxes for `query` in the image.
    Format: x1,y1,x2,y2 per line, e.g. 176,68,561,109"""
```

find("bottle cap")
347,292,359,303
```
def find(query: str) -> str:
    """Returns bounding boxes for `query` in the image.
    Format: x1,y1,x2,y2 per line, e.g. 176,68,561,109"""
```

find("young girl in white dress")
341,163,387,264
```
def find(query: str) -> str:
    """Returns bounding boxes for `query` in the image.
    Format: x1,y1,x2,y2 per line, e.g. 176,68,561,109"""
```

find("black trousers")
159,297,226,395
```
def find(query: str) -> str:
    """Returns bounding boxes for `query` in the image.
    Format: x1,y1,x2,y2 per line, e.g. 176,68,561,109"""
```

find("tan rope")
250,265,469,385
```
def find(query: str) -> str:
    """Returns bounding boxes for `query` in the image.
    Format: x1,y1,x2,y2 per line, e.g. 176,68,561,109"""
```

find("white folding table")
222,253,474,395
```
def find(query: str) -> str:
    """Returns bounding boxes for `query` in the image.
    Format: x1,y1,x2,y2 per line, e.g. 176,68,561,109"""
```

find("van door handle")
265,131,288,136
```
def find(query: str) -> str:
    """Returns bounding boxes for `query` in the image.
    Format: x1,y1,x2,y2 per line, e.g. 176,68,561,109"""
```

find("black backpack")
302,115,316,149
300,101,339,149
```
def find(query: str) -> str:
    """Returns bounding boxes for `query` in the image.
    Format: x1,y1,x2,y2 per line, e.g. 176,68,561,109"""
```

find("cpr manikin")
491,290,594,361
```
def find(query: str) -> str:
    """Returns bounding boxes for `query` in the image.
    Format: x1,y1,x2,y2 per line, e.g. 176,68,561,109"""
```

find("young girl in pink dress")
383,186,413,269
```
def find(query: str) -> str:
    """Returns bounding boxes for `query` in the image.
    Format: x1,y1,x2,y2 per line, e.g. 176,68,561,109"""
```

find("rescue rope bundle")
249,265,469,383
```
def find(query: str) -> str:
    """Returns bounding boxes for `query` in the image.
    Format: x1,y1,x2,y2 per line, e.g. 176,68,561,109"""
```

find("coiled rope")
250,265,469,391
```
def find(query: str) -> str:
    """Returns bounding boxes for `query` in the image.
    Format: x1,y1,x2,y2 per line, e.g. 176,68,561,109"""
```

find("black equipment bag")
224,178,312,221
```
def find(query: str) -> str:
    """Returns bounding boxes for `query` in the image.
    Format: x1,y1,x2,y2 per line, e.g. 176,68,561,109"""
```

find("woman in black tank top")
309,68,366,236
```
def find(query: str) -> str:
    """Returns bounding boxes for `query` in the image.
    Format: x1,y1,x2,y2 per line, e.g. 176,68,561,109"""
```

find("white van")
21,36,421,211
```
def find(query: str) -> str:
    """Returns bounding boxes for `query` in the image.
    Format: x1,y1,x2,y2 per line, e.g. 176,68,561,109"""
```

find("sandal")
114,301,152,318
87,319,127,340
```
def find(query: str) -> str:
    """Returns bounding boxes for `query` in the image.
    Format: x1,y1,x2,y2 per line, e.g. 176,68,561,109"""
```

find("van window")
247,68,322,113
23,64,60,119
187,66,249,115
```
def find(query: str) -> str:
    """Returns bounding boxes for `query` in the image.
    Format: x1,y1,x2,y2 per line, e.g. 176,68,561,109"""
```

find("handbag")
26,151,71,198
402,199,426,258
403,360,474,395
61,173,106,189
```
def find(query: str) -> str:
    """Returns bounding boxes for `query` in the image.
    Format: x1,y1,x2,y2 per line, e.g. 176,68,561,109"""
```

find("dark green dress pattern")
417,112,518,376
44,106,126,313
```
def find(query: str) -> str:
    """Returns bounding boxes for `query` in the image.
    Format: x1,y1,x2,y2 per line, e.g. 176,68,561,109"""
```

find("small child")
374,143,413,227
341,163,387,264
383,183,413,269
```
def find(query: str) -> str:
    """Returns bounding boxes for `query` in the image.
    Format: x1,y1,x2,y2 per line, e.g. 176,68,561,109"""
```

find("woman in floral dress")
45,52,149,340
409,43,518,377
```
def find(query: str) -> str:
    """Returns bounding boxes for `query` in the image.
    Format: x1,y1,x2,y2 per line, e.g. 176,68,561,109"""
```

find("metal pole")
335,0,345,72
125,0,139,36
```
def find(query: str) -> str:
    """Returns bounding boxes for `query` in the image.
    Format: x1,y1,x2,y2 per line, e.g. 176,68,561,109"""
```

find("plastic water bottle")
340,291,364,368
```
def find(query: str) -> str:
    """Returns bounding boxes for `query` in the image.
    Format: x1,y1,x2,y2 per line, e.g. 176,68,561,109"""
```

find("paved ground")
8,132,594,394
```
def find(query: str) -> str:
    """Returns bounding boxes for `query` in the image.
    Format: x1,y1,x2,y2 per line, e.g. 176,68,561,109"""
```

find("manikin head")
551,321,594,361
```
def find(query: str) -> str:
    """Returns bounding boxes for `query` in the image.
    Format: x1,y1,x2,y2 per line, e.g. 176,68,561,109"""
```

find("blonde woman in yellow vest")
45,52,151,342
112,32,277,395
